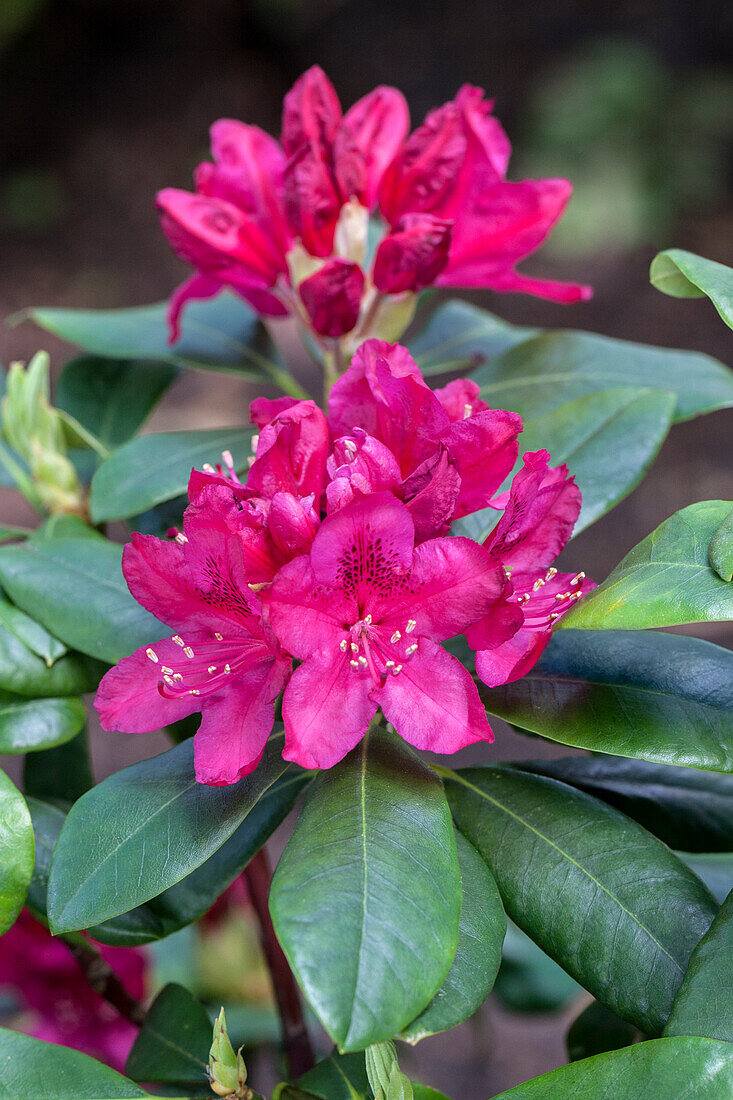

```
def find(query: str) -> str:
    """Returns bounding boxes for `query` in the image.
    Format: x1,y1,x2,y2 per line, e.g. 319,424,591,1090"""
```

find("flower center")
338,615,419,687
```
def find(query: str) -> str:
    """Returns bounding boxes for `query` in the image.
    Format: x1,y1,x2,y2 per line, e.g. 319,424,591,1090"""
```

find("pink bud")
373,213,453,294
299,258,365,337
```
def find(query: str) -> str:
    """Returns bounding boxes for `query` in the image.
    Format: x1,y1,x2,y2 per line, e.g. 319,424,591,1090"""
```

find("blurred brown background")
0,1,732,1095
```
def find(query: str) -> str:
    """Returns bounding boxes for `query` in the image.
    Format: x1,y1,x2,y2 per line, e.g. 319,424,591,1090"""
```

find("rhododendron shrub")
0,70,732,1100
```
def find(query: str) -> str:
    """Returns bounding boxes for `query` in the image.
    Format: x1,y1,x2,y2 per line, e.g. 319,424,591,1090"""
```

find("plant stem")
244,846,315,1078
63,936,146,1027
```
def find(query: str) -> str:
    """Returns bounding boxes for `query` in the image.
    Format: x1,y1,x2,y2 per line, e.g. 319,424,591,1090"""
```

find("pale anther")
571,572,586,586
214,632,223,640
172,635,185,647
146,648,159,663
189,689,200,695
161,665,173,675
163,674,175,685
533,577,545,591
207,665,217,674
546,567,558,579
350,642,359,652
364,613,372,625
339,639,348,652
224,663,232,673
358,656,368,667
405,619,417,633
390,630,401,643
405,643,418,656
350,659,359,669
463,403,473,419
221,450,234,469
175,533,188,544
385,659,395,668
202,463,216,473
251,434,259,453
392,664,403,675
184,646,195,658
173,673,183,682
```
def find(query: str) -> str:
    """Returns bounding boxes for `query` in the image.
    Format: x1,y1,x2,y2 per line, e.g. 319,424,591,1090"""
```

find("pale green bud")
208,1008,251,1098
365,1041,397,1097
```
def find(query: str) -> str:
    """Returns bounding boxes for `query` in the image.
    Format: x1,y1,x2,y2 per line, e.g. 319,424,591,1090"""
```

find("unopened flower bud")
208,1008,251,1098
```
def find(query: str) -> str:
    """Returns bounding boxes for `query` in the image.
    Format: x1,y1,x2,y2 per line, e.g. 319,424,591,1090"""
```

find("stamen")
221,449,234,472
175,533,188,545
533,577,546,591
173,673,183,682
214,633,223,641
351,642,359,652
163,674,175,685
172,635,185,647
251,434,259,454
385,659,395,668
202,463,216,474
463,403,473,419
247,456,255,468
358,656,367,667
207,665,217,674
405,619,416,634
184,646,195,659
503,566,512,578
350,659,360,669
161,665,173,675
248,581,267,592
405,643,418,656
224,663,232,673
390,630,402,643
546,567,558,580
339,639,348,652
189,689,200,695
364,613,372,625
146,648,158,663
391,664,403,676
571,572,586,586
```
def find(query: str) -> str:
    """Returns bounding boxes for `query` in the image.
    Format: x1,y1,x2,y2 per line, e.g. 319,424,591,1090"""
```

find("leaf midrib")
447,770,684,973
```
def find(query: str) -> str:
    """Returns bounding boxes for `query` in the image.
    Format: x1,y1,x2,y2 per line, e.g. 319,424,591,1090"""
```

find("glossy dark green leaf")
47,733,290,933
270,729,461,1051
471,329,733,423
412,1088,452,1100
566,1000,637,1062
709,506,733,582
23,291,288,381
0,1028,154,1098
126,983,211,1084
409,301,535,376
445,766,717,1033
0,618,103,697
290,1051,370,1100
401,831,505,1042
651,249,733,330
453,387,675,543
489,1037,733,1098
665,887,733,1042
483,630,733,772
493,922,581,1013
89,427,254,523
23,729,93,805
56,357,178,449
518,756,733,853
0,771,33,933
562,501,733,629
0,596,67,664
25,795,66,918
682,855,733,906
0,536,167,663
0,691,85,753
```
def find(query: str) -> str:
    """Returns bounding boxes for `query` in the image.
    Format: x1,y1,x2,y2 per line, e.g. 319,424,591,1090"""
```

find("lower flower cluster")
95,339,594,784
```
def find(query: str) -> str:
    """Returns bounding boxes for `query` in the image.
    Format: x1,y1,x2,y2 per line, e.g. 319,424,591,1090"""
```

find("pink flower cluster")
0,910,146,1071
95,341,593,784
157,67,590,346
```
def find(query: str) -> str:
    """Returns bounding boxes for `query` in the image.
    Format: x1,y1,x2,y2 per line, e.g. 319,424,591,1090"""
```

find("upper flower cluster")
157,67,591,350
96,340,593,785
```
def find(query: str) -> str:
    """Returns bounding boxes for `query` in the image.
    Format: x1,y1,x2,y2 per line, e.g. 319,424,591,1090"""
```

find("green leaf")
126,983,211,1084
412,1088,452,1100
0,524,30,544
408,301,535,376
483,630,733,772
709,506,733,582
89,427,254,523
0,616,103,697
23,291,287,380
494,922,581,1013
23,728,93,805
0,771,34,933
445,766,717,1034
56,357,178,449
682,854,733,906
665,886,733,1042
0,1028,153,1098
651,249,733,329
47,733,290,933
566,1000,637,1062
488,1036,733,1098
0,692,85,753
294,1051,370,1100
471,329,733,424
270,729,461,1051
0,536,167,663
401,831,505,1042
0,595,67,664
561,501,733,629
518,756,733,853
453,387,675,543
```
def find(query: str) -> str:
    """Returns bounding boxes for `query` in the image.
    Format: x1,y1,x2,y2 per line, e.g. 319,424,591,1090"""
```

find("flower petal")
433,377,489,421
379,639,492,752
474,624,552,688
372,213,452,294
442,407,523,518
247,399,330,500
262,555,352,659
281,65,342,157
282,649,376,769
192,659,288,785
402,447,461,541
486,449,582,571
299,258,365,337
328,338,426,438
337,86,409,208
166,273,223,342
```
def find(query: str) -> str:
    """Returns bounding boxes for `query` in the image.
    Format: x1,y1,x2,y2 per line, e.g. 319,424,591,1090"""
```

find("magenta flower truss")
0,910,146,1071
95,340,594,782
157,66,591,346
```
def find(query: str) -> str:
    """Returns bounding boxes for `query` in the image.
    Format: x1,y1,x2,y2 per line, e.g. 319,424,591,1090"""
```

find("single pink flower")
262,492,506,769
467,450,595,686
95,486,291,786
157,68,588,345
247,399,330,501
0,910,146,1072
